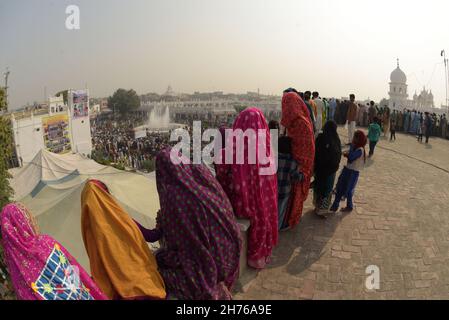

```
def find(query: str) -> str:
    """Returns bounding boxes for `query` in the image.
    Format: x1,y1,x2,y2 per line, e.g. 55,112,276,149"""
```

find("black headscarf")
314,120,342,177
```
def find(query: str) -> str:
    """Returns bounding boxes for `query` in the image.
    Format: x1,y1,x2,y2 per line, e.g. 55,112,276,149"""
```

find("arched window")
399,88,402,94
394,87,396,93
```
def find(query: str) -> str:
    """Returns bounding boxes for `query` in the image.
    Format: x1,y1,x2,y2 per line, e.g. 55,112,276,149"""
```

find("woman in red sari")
281,92,315,228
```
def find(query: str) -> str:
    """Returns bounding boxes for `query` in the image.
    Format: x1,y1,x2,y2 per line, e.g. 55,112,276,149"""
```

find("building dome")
390,66,407,84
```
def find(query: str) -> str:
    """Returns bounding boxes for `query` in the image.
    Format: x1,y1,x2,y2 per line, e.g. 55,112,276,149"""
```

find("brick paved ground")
234,128,449,300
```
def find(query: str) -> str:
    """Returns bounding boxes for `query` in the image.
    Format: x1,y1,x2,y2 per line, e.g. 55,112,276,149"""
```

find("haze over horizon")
1,0,448,109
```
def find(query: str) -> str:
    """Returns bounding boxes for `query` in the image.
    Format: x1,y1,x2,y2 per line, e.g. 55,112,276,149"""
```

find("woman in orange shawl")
80,180,166,300
281,92,315,227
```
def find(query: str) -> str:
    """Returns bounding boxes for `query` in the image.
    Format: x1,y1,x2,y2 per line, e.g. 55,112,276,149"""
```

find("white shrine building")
382,59,436,112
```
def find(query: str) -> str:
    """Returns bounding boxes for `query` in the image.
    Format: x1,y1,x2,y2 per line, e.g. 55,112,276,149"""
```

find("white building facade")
68,89,92,156
388,60,408,110
11,89,93,166
383,59,437,112
11,112,47,164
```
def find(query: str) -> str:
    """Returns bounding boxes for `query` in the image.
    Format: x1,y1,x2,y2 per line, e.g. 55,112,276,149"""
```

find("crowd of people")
332,100,447,143
0,88,370,300
91,112,171,171
90,110,240,173
2,87,449,300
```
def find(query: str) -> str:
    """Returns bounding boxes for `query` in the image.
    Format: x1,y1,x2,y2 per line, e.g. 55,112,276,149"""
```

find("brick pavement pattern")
234,128,449,300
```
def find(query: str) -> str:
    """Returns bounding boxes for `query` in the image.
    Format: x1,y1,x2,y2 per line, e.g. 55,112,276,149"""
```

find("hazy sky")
1,0,449,109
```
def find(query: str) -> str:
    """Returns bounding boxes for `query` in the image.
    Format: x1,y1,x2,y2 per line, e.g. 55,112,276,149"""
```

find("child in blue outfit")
330,130,367,213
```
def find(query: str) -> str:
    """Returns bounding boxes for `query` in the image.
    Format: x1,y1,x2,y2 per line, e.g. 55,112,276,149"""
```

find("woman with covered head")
280,92,315,227
0,203,107,300
215,107,278,269
313,120,342,216
155,147,242,300
81,180,166,300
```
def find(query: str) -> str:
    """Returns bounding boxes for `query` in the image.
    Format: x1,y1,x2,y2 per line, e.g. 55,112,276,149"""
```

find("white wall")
12,114,46,164
70,117,92,156
11,90,93,164
48,96,67,115
68,89,92,157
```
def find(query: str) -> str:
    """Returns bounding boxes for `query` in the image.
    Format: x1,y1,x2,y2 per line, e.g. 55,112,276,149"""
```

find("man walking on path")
329,98,337,121
346,94,358,144
424,112,433,144
390,119,396,141
368,117,382,157
368,101,376,124
441,114,447,139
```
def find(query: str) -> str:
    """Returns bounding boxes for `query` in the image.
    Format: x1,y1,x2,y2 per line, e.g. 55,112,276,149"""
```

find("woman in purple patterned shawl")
154,147,242,300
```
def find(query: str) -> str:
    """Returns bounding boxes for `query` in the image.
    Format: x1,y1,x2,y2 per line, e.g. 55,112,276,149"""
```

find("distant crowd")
331,99,447,140
91,98,448,174
90,112,171,171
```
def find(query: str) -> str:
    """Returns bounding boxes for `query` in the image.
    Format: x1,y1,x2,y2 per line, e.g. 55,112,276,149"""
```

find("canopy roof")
9,149,160,271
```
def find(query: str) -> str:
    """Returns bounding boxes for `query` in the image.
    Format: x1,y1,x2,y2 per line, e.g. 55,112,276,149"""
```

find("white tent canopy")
9,149,160,271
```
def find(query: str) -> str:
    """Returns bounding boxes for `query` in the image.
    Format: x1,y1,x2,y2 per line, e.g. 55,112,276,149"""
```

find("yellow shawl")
81,181,166,300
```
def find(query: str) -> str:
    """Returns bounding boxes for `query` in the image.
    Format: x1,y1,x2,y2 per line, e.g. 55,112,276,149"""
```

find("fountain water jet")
148,105,170,130
134,104,182,138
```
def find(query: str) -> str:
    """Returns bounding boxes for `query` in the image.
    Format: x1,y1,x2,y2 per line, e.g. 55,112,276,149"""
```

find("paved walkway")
235,128,449,300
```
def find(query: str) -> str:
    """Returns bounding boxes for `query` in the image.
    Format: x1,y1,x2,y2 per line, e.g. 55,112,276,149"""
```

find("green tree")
91,149,111,166
107,89,140,115
0,244,15,299
141,158,155,173
0,88,6,112
0,120,13,208
0,87,15,299
0,88,13,208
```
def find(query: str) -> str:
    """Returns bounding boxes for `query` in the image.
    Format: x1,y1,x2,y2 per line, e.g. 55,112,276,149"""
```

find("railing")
11,108,50,120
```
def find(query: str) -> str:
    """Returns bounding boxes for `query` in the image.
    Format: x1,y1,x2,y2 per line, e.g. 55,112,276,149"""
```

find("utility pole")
3,68,10,111
442,50,449,114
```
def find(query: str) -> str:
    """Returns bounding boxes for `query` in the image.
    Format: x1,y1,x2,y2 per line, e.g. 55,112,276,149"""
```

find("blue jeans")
369,140,377,156
331,167,360,210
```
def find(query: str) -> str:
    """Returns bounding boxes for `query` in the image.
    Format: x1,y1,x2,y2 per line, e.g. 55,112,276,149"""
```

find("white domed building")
382,59,435,112
412,87,435,109
387,59,408,110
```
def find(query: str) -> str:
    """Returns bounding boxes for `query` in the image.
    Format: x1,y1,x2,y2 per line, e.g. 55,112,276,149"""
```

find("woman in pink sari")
0,203,107,300
215,108,278,269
